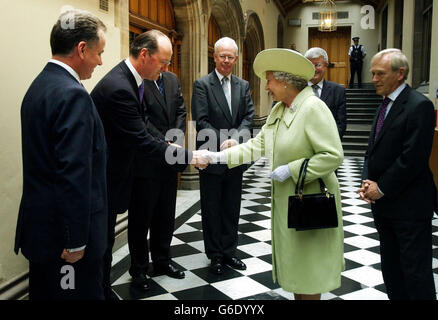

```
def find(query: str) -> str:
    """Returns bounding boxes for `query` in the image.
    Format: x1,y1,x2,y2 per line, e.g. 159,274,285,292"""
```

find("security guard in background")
348,37,367,88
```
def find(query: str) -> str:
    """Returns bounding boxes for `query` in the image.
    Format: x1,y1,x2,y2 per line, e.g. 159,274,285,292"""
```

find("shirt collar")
215,69,231,82
308,79,323,89
386,83,407,102
49,59,81,83
124,58,143,87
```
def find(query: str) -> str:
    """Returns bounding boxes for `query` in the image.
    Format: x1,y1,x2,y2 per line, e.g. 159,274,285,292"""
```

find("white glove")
205,150,227,164
270,164,291,182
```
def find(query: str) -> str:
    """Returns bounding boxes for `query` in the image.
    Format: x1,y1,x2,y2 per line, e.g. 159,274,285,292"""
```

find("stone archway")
243,11,265,127
209,0,245,77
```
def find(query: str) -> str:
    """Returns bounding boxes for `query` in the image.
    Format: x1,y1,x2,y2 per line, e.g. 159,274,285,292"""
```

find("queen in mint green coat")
223,49,345,296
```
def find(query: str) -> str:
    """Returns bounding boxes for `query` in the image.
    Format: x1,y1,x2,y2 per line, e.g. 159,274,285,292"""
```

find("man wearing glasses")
191,37,254,275
305,47,347,141
91,30,207,299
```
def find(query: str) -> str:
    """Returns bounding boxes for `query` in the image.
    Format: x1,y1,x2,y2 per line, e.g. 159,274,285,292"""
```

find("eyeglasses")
218,54,236,61
313,63,325,69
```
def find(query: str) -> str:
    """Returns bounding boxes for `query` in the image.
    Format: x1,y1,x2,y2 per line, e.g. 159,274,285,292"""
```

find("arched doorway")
243,11,265,127
208,15,222,74
209,0,245,77
129,0,182,78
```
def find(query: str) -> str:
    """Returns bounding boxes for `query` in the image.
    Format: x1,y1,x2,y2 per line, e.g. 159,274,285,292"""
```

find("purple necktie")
138,82,144,104
374,97,391,140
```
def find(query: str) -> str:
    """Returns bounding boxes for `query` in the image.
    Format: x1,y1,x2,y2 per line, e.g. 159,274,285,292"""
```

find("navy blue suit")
363,85,437,300
91,61,191,298
15,62,108,299
128,72,187,276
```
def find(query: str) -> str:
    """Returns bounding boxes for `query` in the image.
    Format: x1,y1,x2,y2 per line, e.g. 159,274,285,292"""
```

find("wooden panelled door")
129,0,181,78
309,26,351,87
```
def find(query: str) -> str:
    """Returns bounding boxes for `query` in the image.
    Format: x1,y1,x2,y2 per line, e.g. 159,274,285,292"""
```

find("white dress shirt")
49,59,81,84
308,79,324,98
124,58,143,88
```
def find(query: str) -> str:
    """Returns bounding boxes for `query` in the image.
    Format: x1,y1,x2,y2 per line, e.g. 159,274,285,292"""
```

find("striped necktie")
222,77,232,114
374,97,391,140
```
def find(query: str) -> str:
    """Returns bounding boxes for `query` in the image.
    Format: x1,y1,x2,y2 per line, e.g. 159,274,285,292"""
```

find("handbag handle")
295,159,330,198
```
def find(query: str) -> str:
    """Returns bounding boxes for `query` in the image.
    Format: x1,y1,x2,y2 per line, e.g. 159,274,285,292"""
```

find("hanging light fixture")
318,0,337,32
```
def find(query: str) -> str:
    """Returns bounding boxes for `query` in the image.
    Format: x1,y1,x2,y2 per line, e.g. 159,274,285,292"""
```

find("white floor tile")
173,253,210,270
246,229,272,242
343,236,380,249
344,249,381,265
342,266,384,287
340,288,388,300
342,206,372,214
238,242,272,257
153,271,208,293
212,277,270,299
343,224,377,236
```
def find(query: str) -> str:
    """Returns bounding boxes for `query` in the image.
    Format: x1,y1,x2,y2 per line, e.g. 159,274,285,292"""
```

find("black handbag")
288,159,338,231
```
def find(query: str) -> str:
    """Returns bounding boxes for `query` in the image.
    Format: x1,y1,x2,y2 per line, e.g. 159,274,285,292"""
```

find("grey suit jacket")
191,71,255,175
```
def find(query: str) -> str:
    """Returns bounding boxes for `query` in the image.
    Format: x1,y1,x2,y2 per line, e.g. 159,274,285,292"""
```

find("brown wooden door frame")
308,26,351,87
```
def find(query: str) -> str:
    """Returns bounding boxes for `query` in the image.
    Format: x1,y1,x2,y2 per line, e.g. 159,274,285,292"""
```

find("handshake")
169,139,237,170
189,149,226,169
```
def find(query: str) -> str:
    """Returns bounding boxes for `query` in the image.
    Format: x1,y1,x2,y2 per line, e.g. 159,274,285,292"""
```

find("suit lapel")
162,74,173,122
320,79,330,101
118,61,145,118
230,75,240,124
144,80,168,123
209,72,233,125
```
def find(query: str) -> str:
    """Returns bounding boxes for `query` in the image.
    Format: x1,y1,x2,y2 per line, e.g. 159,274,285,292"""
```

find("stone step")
342,141,369,151
342,135,370,143
347,113,375,120
346,109,378,115
343,149,366,157
347,118,374,125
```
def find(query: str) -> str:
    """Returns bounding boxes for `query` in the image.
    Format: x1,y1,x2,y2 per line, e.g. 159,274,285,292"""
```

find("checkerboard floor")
110,157,438,300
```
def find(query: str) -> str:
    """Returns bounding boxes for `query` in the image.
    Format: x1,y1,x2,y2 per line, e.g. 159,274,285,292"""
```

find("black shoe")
155,263,185,279
131,273,150,292
224,257,246,270
210,257,223,275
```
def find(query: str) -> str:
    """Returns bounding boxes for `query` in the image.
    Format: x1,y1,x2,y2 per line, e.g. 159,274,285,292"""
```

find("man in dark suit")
305,47,346,140
191,37,254,274
14,9,108,300
128,71,187,280
358,49,436,300
91,30,207,298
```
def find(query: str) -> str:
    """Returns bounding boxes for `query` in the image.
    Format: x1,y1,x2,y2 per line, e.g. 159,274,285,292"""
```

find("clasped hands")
189,139,237,169
357,179,383,204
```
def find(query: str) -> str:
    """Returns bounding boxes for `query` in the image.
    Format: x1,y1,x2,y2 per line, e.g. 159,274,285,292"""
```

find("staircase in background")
342,86,382,157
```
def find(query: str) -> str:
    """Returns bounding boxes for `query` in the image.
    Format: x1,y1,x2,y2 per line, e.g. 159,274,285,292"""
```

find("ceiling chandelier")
318,0,337,32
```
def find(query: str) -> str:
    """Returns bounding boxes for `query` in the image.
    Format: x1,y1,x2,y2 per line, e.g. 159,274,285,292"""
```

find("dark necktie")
374,97,391,140
312,84,320,98
156,75,165,96
138,82,144,104
222,77,232,114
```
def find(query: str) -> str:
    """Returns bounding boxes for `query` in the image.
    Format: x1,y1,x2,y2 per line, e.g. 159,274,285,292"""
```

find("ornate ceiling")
273,0,385,16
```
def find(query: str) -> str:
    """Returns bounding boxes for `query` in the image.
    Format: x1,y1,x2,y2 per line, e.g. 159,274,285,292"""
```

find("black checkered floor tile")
110,157,438,300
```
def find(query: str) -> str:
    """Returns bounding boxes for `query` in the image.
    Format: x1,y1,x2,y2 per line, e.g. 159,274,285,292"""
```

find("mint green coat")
226,87,345,294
